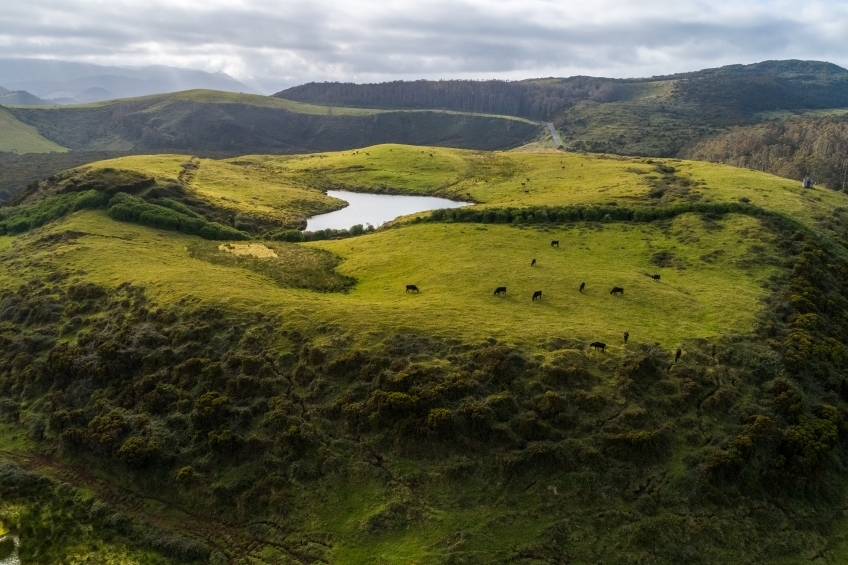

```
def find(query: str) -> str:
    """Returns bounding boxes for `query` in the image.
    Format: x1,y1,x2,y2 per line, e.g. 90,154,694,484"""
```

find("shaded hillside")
7,91,539,154
682,113,848,191
279,60,848,157
0,90,48,106
276,76,617,120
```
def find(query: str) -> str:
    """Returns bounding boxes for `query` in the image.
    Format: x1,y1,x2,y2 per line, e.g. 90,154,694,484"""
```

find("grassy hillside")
5,90,540,157
682,113,848,191
278,60,848,158
0,107,67,154
3,145,848,563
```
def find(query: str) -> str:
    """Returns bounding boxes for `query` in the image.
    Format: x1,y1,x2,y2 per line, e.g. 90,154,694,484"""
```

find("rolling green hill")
5,89,540,155
278,60,848,157
0,107,67,154
4,144,848,563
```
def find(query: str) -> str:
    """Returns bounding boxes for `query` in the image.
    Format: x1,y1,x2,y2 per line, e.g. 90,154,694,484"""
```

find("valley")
2,144,848,563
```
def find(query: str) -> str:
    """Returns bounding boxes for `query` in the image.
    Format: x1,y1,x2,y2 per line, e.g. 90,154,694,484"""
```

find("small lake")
306,190,470,231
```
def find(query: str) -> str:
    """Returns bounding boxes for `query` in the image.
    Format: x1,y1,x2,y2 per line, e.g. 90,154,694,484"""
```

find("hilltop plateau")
3,145,848,563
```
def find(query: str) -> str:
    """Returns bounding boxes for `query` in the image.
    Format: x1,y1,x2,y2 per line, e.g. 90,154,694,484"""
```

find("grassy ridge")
6,92,541,156
0,107,67,154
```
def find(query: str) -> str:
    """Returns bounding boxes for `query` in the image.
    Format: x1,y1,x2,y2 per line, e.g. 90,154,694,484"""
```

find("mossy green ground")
0,107,67,154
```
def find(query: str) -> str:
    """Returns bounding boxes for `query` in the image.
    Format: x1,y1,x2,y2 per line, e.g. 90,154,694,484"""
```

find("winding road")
545,122,563,147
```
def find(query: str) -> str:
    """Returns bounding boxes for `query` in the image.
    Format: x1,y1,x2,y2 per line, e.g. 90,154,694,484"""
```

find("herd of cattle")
404,241,681,359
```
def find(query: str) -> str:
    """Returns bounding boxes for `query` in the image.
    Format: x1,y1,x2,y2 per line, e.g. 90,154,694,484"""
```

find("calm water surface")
306,190,470,231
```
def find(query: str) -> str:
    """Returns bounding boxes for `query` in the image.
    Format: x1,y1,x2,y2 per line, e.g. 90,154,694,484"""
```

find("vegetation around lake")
3,144,848,563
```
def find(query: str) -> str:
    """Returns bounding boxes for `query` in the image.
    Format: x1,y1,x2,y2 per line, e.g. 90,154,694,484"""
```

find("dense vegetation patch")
1,202,848,561
682,113,848,191
187,240,356,292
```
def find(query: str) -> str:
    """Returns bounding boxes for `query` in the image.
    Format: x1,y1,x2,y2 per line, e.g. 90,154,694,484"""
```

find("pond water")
305,190,470,231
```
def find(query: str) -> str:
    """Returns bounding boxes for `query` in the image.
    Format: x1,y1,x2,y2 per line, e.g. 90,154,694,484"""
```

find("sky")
2,0,847,92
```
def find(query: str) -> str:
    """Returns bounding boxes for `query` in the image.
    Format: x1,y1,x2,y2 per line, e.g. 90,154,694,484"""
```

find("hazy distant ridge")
0,59,256,103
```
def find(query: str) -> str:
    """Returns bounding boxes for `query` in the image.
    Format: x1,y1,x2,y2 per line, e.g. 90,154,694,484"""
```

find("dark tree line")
275,78,623,120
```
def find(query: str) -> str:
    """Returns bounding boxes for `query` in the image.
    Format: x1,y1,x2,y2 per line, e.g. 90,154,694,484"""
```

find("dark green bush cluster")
107,193,248,240
268,222,375,243
428,201,769,225
0,190,108,235
0,460,195,564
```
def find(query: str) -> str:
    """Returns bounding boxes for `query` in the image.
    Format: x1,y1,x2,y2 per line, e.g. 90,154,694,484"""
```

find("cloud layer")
2,0,847,92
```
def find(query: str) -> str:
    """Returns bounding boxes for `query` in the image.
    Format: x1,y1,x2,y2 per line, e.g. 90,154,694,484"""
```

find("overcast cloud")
1,0,847,92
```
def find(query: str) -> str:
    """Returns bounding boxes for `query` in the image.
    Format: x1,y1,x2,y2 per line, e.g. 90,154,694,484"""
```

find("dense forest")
682,114,848,191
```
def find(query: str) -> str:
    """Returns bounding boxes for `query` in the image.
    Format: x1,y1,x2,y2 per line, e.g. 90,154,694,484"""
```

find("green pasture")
1,208,780,351
0,107,67,154
79,145,848,235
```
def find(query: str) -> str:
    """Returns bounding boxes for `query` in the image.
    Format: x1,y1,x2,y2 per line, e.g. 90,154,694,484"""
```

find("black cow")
494,286,507,295
532,290,542,301
551,240,559,247
610,286,624,295
590,341,606,352
675,348,682,362
406,284,419,293
579,282,585,293
652,274,661,282
531,258,536,266
623,331,629,343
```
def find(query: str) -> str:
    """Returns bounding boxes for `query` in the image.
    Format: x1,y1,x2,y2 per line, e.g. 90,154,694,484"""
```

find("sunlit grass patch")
0,107,67,154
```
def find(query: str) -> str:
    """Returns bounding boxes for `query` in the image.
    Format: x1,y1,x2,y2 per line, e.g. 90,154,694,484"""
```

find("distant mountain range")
0,59,256,104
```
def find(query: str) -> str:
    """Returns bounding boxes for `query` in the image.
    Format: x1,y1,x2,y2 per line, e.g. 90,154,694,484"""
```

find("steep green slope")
3,146,848,563
0,107,67,154
278,60,848,158
5,90,540,155
681,113,848,191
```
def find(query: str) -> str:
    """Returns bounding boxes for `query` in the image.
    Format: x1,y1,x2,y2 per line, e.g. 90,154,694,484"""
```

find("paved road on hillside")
545,122,563,147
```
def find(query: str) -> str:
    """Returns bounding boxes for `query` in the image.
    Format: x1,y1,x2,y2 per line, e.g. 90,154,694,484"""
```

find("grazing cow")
675,348,682,362
526,178,530,181
651,274,661,282
406,284,419,293
590,341,606,352
494,286,507,296
525,190,529,193
579,282,585,293
531,258,536,266
610,286,624,295
551,240,559,247
623,331,629,343
521,182,526,186
532,290,543,301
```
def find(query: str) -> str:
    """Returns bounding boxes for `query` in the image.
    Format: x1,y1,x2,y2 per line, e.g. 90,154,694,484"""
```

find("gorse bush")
107,193,248,240
0,190,108,235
